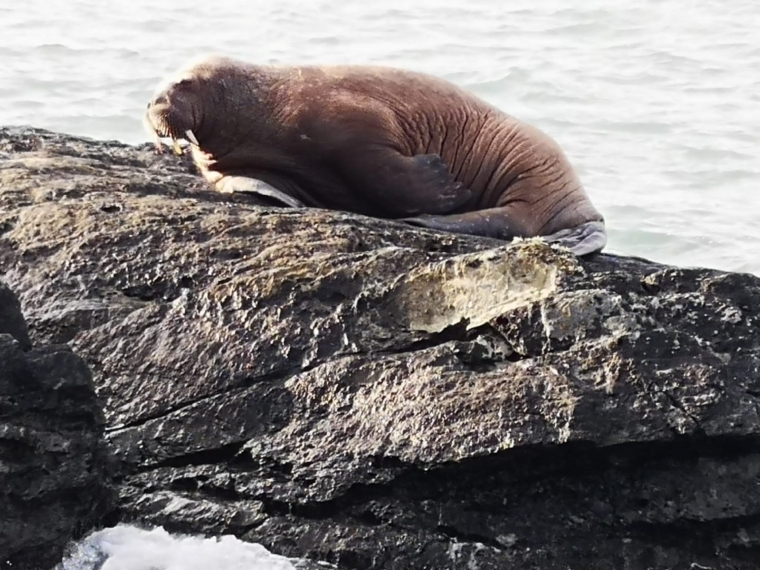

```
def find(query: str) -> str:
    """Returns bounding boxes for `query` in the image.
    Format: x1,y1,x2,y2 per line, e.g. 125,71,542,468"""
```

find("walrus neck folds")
198,70,284,162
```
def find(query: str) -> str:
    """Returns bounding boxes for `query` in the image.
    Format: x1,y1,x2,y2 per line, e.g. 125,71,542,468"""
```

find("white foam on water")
56,524,297,570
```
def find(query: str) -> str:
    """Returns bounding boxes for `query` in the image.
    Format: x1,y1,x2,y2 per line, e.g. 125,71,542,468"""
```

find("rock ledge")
2,126,760,569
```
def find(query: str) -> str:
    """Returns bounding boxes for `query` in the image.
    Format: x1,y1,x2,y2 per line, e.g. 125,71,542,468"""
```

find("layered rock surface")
0,280,114,569
2,126,760,569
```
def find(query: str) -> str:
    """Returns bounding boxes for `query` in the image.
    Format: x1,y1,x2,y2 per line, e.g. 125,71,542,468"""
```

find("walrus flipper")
340,148,471,216
539,220,607,257
216,176,306,208
403,210,607,257
403,209,520,240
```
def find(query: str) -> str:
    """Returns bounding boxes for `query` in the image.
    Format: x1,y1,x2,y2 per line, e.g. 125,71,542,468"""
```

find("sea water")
54,525,304,570
1,0,758,274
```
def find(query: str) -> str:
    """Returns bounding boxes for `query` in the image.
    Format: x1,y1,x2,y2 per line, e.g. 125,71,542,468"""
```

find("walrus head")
144,72,204,155
144,55,245,155
145,55,283,162
145,84,198,154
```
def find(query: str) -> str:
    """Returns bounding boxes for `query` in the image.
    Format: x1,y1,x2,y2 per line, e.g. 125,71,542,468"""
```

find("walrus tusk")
185,130,199,145
154,135,165,154
171,138,183,155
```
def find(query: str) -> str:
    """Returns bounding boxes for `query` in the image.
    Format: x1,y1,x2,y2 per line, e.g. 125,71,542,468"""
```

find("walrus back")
322,67,603,235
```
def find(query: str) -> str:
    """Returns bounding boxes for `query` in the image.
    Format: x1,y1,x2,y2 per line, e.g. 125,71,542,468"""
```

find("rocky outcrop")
2,126,760,569
0,280,30,349
0,280,114,568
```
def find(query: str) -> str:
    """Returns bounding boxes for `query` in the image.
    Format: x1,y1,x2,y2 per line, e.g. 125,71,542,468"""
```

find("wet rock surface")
0,281,114,569
2,125,760,569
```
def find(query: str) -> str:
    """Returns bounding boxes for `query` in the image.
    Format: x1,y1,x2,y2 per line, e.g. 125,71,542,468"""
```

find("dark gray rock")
2,125,760,569
0,281,30,349
0,279,114,569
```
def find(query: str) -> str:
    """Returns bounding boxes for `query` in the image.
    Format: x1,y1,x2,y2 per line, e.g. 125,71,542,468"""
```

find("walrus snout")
144,89,199,155
145,100,174,137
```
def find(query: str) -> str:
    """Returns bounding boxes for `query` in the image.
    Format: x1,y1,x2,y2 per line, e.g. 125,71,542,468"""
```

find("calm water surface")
1,0,758,273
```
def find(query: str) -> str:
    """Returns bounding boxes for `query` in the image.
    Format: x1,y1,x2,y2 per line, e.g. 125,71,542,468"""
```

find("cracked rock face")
0,280,114,569
2,126,760,569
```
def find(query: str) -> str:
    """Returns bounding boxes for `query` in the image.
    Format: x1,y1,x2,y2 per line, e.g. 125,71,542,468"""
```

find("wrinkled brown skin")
145,55,607,255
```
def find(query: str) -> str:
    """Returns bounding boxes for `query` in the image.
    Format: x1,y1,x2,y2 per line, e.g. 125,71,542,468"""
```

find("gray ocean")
2,0,759,274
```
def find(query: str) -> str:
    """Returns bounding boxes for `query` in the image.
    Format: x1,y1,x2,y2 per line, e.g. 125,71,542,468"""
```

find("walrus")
144,55,607,256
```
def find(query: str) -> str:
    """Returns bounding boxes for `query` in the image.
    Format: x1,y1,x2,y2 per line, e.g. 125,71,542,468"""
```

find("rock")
2,125,760,569
0,280,30,349
0,280,114,568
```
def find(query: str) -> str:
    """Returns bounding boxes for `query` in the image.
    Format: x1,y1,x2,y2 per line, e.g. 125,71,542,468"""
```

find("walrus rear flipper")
403,210,606,257
539,220,607,257
340,148,471,216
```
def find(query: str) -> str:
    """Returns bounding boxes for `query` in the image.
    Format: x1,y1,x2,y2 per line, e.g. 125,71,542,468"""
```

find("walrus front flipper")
539,220,607,256
403,208,524,240
216,176,306,208
403,211,607,257
340,148,471,216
